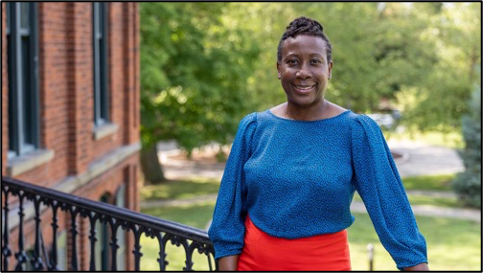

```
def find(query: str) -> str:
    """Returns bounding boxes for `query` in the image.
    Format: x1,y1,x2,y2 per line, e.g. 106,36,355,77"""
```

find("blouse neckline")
266,109,351,123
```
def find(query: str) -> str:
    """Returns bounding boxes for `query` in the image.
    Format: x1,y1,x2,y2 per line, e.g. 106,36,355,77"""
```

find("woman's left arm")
351,114,429,271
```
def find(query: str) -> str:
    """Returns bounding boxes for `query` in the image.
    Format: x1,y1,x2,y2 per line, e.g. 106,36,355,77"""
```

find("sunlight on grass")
402,174,455,191
384,130,463,149
141,201,215,229
353,193,461,208
406,195,461,208
140,177,220,201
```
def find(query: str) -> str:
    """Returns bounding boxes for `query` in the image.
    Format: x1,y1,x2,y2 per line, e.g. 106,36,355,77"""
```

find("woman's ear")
328,61,333,80
277,62,281,79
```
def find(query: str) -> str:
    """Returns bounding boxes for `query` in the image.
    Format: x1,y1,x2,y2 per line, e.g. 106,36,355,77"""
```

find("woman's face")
277,35,333,109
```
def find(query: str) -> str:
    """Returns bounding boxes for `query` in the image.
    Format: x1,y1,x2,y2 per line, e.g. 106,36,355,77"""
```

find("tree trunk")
140,143,165,184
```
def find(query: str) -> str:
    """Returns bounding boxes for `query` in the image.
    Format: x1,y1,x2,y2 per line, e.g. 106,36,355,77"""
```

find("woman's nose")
296,63,311,79
296,68,310,79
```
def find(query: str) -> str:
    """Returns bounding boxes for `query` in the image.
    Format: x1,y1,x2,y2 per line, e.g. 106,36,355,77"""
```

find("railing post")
155,231,166,271
132,225,143,271
367,243,374,271
88,213,98,271
14,192,28,271
69,207,79,271
32,195,45,270
109,218,120,271
2,187,12,271
49,202,60,271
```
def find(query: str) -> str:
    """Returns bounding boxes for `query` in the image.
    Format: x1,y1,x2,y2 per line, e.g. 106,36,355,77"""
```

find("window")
93,2,109,126
6,2,40,158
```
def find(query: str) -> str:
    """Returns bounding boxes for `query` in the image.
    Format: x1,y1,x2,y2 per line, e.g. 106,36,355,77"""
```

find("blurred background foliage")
139,2,481,182
452,85,482,207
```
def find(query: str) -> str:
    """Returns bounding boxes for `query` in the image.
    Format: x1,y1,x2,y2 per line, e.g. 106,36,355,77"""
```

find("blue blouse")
208,110,427,270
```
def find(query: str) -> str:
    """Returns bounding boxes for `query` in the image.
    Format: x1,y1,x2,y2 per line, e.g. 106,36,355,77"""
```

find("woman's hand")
218,255,239,271
403,263,429,271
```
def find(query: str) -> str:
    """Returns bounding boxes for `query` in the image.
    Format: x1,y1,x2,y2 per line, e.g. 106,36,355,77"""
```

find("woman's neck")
284,99,328,121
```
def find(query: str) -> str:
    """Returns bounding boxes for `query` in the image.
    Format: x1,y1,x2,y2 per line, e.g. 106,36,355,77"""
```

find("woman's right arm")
218,255,240,271
208,113,258,265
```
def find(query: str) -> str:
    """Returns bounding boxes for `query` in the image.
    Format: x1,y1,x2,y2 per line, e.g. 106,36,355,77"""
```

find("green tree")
287,3,440,113
220,3,298,112
138,3,480,183
396,3,481,134
140,3,260,183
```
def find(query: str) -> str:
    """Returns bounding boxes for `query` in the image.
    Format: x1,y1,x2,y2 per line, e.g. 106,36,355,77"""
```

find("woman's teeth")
294,85,315,92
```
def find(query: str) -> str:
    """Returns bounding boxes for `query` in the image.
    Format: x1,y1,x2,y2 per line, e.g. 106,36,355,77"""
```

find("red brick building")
2,2,140,270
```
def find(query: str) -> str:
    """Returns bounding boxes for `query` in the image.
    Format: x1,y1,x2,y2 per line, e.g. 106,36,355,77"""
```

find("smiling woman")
208,16,429,271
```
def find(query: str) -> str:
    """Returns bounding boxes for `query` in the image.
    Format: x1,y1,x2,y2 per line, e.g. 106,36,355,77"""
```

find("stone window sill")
7,149,55,177
93,123,119,140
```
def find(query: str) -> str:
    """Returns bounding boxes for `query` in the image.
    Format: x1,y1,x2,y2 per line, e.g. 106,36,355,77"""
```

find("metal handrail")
1,176,216,271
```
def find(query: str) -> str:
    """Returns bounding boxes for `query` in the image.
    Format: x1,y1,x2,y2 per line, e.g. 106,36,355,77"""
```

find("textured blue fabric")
208,110,427,270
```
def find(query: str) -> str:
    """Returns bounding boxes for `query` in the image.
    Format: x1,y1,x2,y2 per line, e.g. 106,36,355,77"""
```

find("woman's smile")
292,84,316,94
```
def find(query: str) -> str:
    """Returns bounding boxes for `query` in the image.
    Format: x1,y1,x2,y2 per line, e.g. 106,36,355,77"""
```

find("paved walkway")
158,140,464,180
150,139,480,227
387,139,464,177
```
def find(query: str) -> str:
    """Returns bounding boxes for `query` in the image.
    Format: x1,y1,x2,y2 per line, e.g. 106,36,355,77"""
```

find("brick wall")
2,2,140,270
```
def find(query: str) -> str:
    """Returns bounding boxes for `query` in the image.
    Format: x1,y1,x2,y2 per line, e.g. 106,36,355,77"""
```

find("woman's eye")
311,59,322,64
287,59,298,64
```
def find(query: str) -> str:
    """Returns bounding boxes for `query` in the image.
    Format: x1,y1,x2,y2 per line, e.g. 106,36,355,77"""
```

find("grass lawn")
401,174,455,192
348,213,481,271
384,130,463,149
140,201,216,271
405,195,461,208
140,177,220,201
352,193,462,208
139,202,481,271
355,174,463,207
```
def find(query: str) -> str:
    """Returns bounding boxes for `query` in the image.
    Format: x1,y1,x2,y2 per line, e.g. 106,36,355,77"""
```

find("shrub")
451,86,481,208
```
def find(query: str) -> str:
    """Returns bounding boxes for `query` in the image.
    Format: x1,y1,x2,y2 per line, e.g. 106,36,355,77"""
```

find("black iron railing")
1,176,217,271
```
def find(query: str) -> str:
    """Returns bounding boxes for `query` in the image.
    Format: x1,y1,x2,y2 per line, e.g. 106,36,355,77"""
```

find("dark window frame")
7,2,40,158
93,2,109,127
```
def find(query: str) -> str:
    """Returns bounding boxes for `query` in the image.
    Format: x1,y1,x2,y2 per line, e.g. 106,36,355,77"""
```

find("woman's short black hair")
277,16,332,63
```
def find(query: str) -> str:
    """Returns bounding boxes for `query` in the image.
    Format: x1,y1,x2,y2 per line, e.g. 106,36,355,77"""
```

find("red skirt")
237,216,351,271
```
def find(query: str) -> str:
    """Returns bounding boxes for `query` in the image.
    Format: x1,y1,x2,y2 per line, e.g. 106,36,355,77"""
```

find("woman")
208,16,429,271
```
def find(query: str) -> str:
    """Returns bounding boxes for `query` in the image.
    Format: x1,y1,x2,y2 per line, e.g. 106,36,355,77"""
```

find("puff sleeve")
351,114,428,270
208,113,257,260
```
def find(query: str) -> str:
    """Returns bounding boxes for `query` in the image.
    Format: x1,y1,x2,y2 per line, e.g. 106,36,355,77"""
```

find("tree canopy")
140,2,481,154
